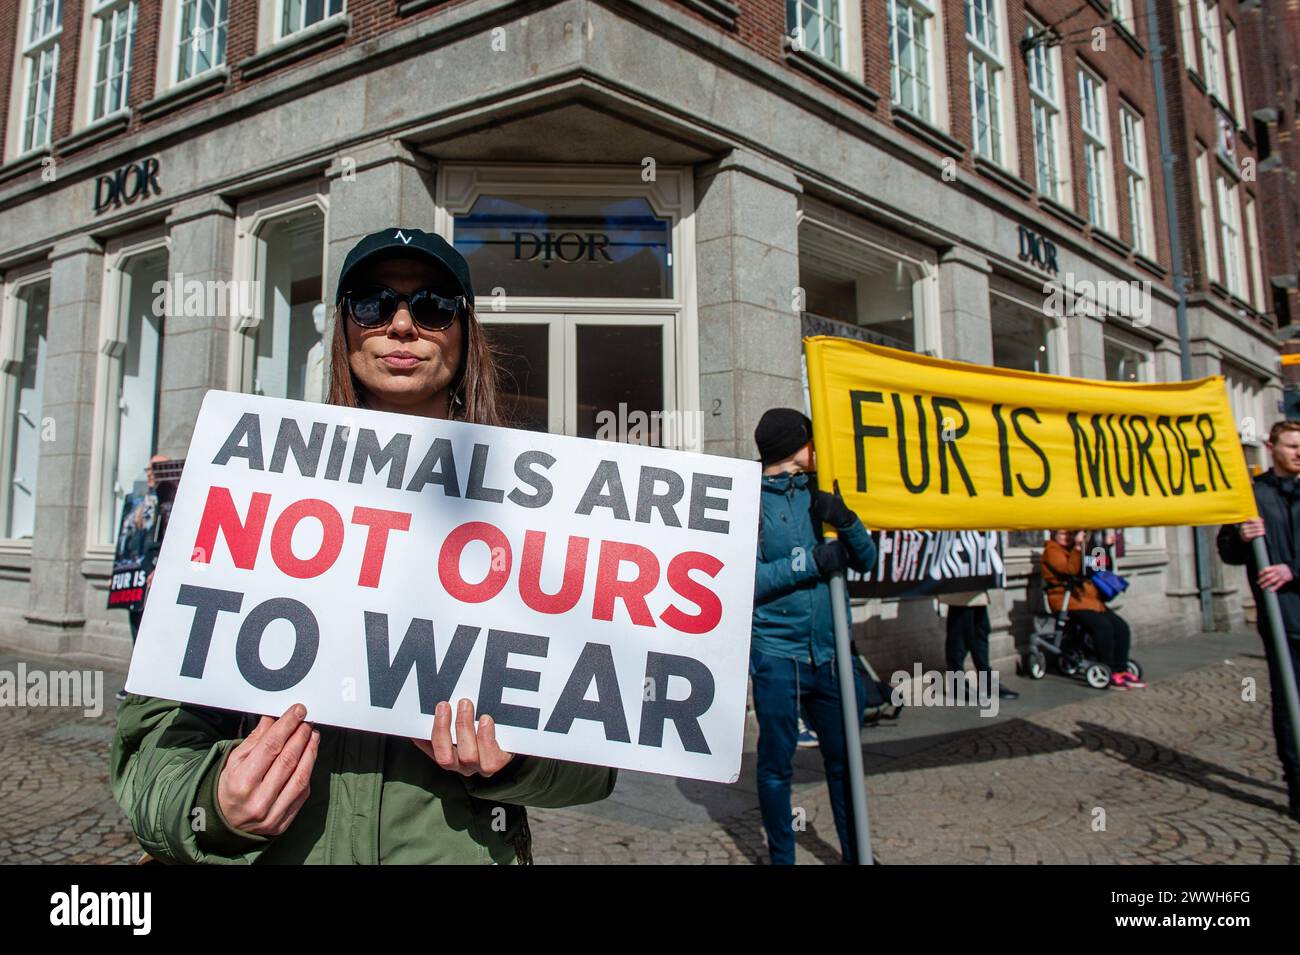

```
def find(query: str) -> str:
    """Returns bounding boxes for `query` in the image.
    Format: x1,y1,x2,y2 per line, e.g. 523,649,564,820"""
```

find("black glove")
812,540,850,577
811,489,856,529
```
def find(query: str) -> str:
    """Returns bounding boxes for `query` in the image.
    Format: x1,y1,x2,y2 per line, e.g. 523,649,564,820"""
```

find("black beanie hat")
754,408,813,465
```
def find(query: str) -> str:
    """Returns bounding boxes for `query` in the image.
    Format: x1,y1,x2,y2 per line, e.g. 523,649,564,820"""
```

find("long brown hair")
326,301,504,427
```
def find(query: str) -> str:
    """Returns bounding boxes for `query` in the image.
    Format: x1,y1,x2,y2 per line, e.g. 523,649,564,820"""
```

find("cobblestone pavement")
2,633,1297,864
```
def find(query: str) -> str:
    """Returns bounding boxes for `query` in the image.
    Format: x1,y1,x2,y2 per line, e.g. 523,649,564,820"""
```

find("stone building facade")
0,0,1284,672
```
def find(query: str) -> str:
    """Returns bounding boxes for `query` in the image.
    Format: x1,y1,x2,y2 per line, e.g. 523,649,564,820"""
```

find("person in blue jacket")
751,407,876,864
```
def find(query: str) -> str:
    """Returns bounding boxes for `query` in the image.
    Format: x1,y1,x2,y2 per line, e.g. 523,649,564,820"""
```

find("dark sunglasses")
343,285,466,331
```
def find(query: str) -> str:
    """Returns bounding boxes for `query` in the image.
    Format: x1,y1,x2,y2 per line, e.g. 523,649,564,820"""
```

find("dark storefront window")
454,195,672,299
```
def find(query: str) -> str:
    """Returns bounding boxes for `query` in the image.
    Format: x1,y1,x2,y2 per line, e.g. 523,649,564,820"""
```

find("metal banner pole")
1250,537,1300,774
828,569,872,865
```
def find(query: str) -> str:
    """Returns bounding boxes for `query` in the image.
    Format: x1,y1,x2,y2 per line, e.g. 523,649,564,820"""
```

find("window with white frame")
96,245,167,546
1195,146,1219,282
1109,0,1131,25
991,293,1054,374
787,0,845,68
247,206,325,401
1244,195,1265,312
1,278,49,540
966,0,1004,163
1026,18,1065,201
1217,176,1246,298
797,220,935,355
281,0,344,40
454,195,677,439
19,0,62,153
1196,0,1225,101
1079,66,1111,231
90,0,137,122
1178,0,1198,73
889,0,936,122
1224,22,1245,123
437,166,697,447
1224,367,1265,471
18,0,62,153
175,0,228,82
1119,106,1152,256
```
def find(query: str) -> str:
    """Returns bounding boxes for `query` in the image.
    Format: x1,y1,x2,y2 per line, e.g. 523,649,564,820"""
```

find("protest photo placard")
126,391,761,783
804,337,1257,531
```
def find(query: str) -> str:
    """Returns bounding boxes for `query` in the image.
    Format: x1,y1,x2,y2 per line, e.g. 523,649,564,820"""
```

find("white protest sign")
126,391,760,783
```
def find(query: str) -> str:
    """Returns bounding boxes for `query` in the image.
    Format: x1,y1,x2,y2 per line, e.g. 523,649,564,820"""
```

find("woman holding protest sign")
111,228,617,864
1041,530,1146,690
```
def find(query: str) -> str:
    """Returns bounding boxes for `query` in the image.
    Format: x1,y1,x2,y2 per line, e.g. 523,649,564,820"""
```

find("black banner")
847,529,1004,600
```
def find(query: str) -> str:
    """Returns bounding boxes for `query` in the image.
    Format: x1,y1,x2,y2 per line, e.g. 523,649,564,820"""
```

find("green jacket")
110,695,617,864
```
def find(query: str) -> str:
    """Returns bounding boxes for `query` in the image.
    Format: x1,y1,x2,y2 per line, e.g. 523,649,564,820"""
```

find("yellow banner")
804,337,1257,531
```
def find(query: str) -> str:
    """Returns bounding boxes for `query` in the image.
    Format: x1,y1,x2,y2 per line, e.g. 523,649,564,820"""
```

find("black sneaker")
998,685,1020,700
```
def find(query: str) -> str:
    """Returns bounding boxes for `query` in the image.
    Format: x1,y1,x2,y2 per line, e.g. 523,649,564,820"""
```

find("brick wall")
1237,0,1299,334
0,1,17,153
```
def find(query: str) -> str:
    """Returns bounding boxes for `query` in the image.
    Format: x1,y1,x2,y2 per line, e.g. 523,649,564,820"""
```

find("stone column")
936,245,992,363
1065,307,1107,379
23,235,104,654
693,149,804,459
156,195,237,458
325,139,438,301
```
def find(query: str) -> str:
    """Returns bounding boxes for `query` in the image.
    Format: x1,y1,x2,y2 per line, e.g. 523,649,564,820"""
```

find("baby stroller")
1022,573,1142,690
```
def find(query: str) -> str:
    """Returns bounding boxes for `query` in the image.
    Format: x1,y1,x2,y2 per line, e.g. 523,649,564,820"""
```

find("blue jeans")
750,648,867,864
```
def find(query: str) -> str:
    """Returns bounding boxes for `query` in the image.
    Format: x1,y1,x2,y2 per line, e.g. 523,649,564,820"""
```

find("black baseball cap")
335,227,474,305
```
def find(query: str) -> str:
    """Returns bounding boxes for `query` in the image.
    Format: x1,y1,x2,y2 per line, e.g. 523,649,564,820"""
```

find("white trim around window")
1216,175,1246,299
1119,104,1153,257
88,0,138,124
1196,0,1226,102
1224,21,1246,124
228,182,330,397
1078,64,1113,233
1223,365,1267,471
10,0,63,157
155,0,229,95
1025,15,1069,204
888,0,947,128
1194,145,1219,283
1178,0,1199,74
1244,195,1265,312
262,0,345,46
0,266,52,548
966,0,1015,168
434,164,700,449
86,229,171,555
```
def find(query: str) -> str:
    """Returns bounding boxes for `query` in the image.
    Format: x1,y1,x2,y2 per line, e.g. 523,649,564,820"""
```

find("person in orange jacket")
1041,529,1146,689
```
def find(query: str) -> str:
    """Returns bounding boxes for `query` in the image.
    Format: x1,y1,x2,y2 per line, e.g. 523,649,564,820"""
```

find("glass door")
482,313,676,445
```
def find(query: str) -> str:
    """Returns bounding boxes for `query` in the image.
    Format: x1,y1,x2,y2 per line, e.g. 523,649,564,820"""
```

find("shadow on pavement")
1073,721,1288,813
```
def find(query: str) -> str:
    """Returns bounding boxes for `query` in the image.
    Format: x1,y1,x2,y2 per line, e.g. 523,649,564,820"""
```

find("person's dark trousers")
1069,609,1131,672
128,607,144,645
945,605,991,677
750,648,866,864
1260,630,1300,803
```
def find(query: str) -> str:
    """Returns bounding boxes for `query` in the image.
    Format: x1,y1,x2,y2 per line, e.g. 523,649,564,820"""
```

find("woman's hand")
412,698,514,777
216,704,319,836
